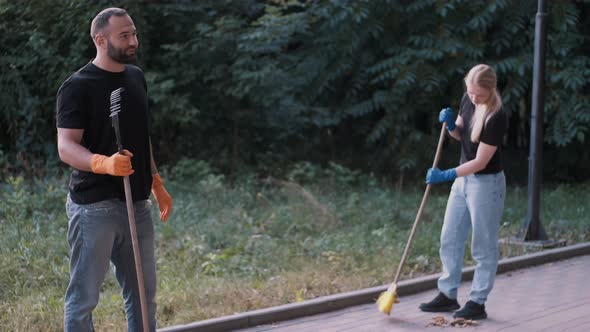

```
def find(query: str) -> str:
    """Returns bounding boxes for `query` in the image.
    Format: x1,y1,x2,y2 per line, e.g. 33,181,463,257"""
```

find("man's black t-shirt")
56,62,152,204
458,93,508,174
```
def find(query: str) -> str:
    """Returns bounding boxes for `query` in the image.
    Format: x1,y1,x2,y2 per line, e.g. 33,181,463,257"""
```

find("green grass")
1,169,588,331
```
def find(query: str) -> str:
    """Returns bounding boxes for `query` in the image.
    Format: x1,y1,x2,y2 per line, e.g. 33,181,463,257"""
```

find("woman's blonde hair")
464,64,503,143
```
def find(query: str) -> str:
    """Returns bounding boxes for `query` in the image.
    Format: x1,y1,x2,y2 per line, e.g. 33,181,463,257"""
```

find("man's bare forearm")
57,128,94,172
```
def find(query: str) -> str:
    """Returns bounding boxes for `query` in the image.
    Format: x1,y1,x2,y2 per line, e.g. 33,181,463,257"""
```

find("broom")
110,88,150,331
377,122,447,315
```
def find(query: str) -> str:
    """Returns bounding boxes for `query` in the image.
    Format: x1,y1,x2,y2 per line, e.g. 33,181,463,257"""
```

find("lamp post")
520,0,549,242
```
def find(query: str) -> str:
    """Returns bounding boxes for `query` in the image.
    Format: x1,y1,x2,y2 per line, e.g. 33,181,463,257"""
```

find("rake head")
109,87,125,151
109,87,125,118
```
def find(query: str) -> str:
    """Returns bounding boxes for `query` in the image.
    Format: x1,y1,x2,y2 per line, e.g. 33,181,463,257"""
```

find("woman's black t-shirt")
56,62,152,204
458,93,508,174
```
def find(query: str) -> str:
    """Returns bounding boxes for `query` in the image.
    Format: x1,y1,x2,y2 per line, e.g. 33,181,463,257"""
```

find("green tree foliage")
0,0,589,179
0,1,92,173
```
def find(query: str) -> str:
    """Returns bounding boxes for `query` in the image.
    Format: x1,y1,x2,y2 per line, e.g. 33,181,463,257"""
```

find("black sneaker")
419,292,460,312
453,300,487,320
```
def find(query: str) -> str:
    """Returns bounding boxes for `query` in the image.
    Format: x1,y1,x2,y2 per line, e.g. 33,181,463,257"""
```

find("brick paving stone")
239,255,590,332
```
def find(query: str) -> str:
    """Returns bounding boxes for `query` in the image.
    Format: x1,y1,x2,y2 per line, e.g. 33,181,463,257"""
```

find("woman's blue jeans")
64,196,157,332
438,172,505,305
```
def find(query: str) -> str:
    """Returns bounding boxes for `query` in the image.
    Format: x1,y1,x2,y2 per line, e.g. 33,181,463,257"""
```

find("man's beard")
107,41,137,65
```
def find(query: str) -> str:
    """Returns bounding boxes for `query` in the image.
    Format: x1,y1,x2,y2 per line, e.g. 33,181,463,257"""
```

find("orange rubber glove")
90,150,134,176
152,173,172,221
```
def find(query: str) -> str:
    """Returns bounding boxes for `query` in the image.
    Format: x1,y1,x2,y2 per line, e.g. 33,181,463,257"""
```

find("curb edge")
159,241,590,332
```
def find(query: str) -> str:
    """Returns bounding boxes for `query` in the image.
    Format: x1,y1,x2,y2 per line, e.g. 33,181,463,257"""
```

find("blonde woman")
419,64,508,320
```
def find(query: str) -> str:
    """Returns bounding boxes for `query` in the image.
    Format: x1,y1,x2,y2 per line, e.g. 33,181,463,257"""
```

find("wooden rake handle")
111,88,149,331
112,131,149,331
390,123,447,287
122,175,150,332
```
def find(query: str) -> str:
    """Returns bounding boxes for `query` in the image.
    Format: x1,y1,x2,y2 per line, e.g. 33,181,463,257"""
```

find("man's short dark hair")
90,7,128,39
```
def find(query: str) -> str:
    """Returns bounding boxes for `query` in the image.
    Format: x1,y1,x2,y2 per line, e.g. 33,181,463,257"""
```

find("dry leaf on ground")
426,317,479,328
450,318,479,327
426,316,449,327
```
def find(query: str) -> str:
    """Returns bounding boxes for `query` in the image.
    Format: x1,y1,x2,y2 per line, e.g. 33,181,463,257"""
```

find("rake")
110,87,149,331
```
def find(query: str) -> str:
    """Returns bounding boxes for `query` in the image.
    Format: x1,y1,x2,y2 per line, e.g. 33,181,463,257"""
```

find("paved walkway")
239,255,590,332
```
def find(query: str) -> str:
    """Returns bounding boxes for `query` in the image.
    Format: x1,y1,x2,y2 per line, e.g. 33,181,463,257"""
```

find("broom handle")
122,175,150,332
113,114,149,332
391,123,447,287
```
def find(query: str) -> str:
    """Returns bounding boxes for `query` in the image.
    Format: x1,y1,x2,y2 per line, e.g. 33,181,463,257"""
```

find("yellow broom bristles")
376,290,397,315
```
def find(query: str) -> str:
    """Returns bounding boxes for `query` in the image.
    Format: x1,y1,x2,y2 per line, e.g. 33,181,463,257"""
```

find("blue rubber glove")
439,107,456,131
426,168,457,184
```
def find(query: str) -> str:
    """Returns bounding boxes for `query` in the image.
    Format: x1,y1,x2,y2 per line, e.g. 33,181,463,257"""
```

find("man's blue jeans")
64,196,157,332
437,172,506,305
